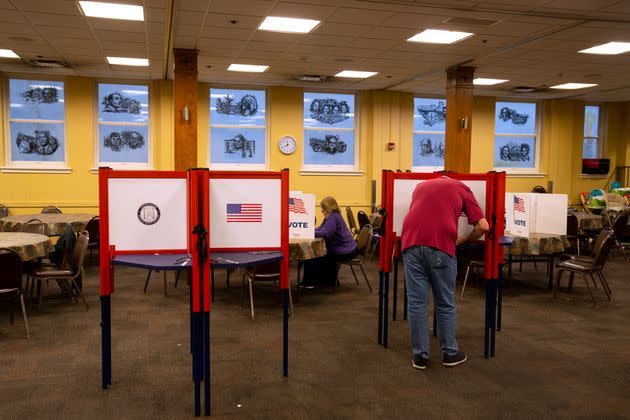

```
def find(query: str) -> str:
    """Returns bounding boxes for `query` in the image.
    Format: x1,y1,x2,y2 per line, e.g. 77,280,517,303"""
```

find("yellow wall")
1,73,629,217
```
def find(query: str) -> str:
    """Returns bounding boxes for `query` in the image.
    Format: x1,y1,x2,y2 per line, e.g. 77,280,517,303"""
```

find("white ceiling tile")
15,0,80,15
269,1,337,20
200,26,255,40
326,7,396,25
203,14,263,29
311,22,370,37
207,0,274,16
88,19,147,33
380,12,451,29
346,37,401,50
301,34,350,47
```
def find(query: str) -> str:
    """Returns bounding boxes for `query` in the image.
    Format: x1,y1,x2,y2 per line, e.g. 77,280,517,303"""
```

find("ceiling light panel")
335,70,377,78
579,42,630,55
0,49,20,58
107,56,149,66
228,64,269,72
473,78,509,85
79,1,144,21
550,83,598,90
407,29,474,44
258,16,321,34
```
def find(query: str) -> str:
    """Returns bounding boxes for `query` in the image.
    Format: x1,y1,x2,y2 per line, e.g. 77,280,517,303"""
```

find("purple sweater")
315,211,357,255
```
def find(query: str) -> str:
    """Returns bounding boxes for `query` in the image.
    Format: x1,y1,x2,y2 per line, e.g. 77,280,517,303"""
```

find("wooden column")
444,66,475,173
173,48,198,171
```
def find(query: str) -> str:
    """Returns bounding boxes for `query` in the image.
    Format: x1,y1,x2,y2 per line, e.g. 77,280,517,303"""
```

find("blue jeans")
402,245,459,358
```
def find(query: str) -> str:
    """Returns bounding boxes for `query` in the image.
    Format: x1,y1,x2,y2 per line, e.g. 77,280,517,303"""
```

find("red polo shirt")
401,177,485,257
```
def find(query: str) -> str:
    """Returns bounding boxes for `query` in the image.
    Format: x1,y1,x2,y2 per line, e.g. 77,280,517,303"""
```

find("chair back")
0,203,8,218
247,262,281,280
356,226,374,257
85,216,99,245
611,213,629,239
41,206,62,214
590,228,614,265
22,219,45,235
592,232,616,269
532,185,547,193
71,231,89,275
0,248,22,291
357,211,370,230
377,211,387,236
345,207,358,233
566,214,578,237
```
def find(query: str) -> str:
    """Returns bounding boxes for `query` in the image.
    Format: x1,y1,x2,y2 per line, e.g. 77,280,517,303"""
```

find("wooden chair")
337,226,373,292
0,203,8,218
21,219,46,235
241,262,293,319
345,207,359,238
28,231,89,310
41,206,62,214
554,229,615,308
0,248,30,338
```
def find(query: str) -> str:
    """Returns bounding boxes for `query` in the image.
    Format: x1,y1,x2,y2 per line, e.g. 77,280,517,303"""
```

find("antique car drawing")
16,130,60,155
21,87,59,104
224,134,255,158
309,134,347,155
101,92,142,114
309,98,350,125
417,101,446,126
499,142,530,162
104,130,145,152
216,94,258,117
418,138,445,159
497,107,529,125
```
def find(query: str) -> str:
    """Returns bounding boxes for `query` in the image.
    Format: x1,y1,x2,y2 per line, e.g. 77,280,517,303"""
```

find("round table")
0,213,95,236
571,212,604,231
505,232,570,256
0,232,54,261
289,237,327,261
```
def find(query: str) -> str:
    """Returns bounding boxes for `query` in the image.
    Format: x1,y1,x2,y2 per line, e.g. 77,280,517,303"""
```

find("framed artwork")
209,88,266,169
412,97,445,172
303,92,356,171
494,101,538,170
4,79,66,170
96,83,150,168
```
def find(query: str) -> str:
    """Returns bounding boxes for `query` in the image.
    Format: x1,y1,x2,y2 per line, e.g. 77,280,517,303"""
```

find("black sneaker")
411,355,429,370
442,351,467,367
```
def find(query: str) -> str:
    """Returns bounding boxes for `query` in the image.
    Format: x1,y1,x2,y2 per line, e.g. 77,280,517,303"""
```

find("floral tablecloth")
0,232,54,261
0,213,95,236
289,237,327,261
571,212,604,231
505,232,570,255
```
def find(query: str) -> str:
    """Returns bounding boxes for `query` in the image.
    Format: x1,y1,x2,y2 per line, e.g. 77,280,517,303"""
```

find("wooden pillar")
444,66,475,173
173,48,198,170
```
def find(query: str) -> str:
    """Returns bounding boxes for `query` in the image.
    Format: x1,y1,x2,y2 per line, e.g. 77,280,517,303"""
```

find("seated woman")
302,196,358,288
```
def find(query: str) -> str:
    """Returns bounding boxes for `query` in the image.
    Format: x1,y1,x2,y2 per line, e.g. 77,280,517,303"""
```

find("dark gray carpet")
1,257,629,419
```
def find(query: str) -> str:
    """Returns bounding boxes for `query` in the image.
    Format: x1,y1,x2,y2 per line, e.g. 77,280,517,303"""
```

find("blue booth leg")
100,295,111,389
377,271,383,345
283,289,289,377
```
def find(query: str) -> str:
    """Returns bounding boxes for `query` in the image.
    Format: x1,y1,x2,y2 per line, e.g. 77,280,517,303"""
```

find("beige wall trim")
1,167,72,174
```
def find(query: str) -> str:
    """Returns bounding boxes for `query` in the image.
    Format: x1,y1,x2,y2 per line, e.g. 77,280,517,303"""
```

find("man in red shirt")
401,176,488,370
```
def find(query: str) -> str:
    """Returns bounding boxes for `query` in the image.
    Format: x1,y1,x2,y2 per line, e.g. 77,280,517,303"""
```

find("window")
97,83,150,168
583,105,601,159
209,88,266,170
303,92,356,171
494,101,538,170
412,97,446,172
4,79,66,170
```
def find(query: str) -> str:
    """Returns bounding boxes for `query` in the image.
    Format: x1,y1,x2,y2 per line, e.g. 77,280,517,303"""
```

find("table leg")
377,271,383,345
296,261,302,303
163,271,168,298
547,255,554,290
393,256,398,321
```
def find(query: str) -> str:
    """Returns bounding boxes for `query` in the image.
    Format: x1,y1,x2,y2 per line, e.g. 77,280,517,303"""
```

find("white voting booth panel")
289,191,315,239
392,179,487,238
505,193,567,236
506,193,531,237
108,178,188,251
209,178,281,248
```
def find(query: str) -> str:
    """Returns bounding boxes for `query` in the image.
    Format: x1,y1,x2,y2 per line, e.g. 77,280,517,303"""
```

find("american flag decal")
514,196,525,213
226,203,263,222
289,197,307,214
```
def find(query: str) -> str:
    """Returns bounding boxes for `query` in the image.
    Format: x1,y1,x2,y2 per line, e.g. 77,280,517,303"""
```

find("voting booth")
505,192,568,237
288,191,316,239
98,168,290,417
377,170,506,358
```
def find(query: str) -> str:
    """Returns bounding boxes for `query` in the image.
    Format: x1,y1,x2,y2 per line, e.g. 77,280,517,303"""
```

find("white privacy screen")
392,178,486,238
108,178,188,251
209,178,281,248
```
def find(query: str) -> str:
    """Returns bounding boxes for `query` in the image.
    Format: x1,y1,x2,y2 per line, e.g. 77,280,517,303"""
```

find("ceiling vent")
27,59,69,68
295,74,330,82
442,16,502,27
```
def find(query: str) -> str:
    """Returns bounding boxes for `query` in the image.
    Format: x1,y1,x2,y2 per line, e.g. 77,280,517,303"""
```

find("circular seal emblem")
137,203,160,225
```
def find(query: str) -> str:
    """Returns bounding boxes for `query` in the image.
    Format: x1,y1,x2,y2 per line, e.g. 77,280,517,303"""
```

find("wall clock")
278,135,297,155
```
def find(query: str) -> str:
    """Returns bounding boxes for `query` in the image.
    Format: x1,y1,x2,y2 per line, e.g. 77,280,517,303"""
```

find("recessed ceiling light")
0,49,19,58
407,29,474,44
550,83,598,90
258,16,320,34
227,64,269,72
79,1,144,21
107,56,149,66
579,42,630,55
335,70,378,78
473,78,509,85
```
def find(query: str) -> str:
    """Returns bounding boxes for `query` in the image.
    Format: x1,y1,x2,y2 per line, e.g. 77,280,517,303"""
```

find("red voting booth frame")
98,168,290,417
376,170,506,358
